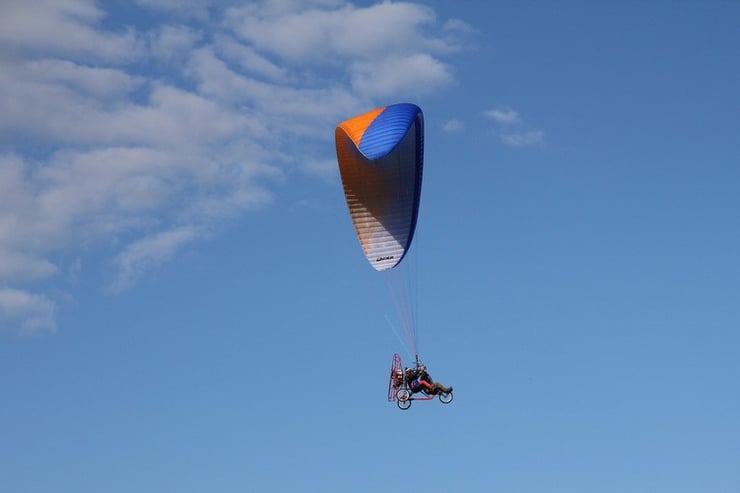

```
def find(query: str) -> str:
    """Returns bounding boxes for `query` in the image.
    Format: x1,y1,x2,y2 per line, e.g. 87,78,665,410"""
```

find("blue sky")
2,1,739,492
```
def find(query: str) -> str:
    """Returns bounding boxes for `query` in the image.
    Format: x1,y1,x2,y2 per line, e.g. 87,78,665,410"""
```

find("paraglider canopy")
335,103,424,271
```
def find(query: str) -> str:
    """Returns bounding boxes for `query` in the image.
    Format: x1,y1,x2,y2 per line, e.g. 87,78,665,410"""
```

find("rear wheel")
396,388,412,410
439,391,453,404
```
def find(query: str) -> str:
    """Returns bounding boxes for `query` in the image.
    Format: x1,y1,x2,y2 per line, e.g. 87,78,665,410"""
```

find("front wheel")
397,398,411,410
438,391,453,404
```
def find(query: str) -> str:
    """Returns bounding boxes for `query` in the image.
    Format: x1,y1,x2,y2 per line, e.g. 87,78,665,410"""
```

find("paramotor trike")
387,353,453,410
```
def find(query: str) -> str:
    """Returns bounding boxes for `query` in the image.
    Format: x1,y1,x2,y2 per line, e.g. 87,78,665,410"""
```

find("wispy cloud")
111,226,201,293
0,0,140,62
501,130,545,147
442,119,464,133
300,158,339,181
0,288,57,333
484,106,544,147
0,0,468,331
484,107,521,125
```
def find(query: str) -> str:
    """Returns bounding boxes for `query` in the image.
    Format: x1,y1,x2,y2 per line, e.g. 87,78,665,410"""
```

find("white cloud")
213,34,287,82
501,130,545,147
300,158,339,181
350,53,453,98
442,119,464,133
0,57,143,143
226,2,440,61
0,0,141,62
0,288,56,332
111,226,200,293
135,0,213,20
484,106,545,148
186,46,361,138
223,1,464,99
147,25,203,61
0,250,58,283
27,59,141,99
0,0,462,331
484,107,521,125
443,18,476,35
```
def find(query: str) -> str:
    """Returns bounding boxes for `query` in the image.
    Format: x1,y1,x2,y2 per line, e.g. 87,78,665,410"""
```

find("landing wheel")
396,388,412,410
439,391,453,404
